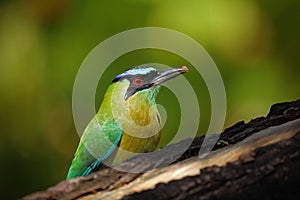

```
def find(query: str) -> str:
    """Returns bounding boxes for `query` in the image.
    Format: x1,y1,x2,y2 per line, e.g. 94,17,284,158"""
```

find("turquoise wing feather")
66,116,122,179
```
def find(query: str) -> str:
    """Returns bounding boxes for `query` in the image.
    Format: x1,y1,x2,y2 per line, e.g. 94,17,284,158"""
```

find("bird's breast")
110,84,161,139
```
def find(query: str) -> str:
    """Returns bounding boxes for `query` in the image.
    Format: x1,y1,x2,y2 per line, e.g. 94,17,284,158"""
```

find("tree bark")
22,99,300,200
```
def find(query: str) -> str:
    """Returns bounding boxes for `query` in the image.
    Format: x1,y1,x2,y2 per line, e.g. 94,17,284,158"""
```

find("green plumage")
67,66,188,179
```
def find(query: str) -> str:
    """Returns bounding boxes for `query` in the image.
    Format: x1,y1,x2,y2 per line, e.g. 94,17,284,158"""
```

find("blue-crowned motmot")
67,66,188,179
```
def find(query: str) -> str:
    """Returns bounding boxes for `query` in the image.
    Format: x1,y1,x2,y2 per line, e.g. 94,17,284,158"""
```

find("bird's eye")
133,78,143,86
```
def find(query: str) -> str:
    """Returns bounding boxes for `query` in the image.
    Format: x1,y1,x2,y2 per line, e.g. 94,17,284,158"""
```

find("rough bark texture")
22,99,300,200
125,130,300,200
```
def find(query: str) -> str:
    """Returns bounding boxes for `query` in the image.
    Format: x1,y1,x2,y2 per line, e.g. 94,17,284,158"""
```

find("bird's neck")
98,81,161,140
98,81,160,126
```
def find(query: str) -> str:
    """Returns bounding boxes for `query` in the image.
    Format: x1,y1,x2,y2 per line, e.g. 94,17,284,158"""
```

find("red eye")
133,78,143,86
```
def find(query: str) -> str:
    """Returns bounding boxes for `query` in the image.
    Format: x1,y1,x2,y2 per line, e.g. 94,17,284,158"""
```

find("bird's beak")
152,66,189,86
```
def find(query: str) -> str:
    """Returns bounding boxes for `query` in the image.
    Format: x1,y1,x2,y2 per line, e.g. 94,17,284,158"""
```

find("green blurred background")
0,0,299,199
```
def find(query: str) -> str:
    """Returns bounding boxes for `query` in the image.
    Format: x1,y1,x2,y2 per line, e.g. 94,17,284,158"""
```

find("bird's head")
112,66,189,100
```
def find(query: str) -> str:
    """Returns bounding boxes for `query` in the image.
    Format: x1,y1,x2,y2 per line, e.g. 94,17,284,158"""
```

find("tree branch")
22,99,300,200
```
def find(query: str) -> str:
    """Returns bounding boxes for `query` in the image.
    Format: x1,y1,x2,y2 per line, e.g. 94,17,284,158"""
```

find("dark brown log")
21,99,300,200
124,125,300,200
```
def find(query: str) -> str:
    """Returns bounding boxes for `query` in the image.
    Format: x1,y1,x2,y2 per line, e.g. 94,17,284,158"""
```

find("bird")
66,65,188,179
